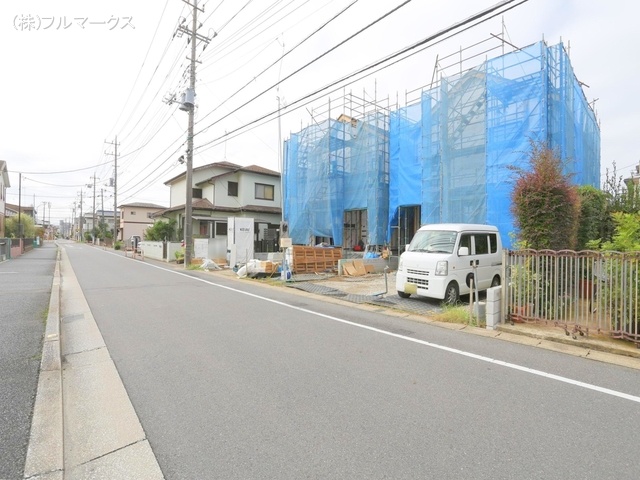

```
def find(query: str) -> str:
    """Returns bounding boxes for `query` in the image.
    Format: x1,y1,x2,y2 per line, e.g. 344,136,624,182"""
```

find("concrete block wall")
486,286,502,330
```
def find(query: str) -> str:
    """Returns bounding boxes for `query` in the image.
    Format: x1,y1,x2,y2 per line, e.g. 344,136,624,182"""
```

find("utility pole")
79,190,83,241
176,0,211,267
71,202,76,239
18,173,22,238
106,137,119,244
89,172,97,243
101,188,104,226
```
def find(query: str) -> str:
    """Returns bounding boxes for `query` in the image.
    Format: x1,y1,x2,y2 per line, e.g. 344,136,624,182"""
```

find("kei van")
395,223,503,303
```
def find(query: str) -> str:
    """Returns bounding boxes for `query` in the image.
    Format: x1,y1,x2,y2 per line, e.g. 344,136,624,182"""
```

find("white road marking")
91,246,640,404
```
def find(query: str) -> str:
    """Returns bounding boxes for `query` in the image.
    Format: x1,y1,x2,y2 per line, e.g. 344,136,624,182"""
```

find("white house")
152,161,282,259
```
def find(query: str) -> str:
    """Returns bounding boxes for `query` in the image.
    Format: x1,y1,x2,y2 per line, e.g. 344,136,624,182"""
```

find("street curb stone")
24,248,63,479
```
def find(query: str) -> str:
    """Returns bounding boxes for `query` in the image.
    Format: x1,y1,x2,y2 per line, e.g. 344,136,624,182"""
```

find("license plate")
404,283,417,294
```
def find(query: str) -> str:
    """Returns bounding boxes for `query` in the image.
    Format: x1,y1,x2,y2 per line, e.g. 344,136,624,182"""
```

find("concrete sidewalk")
24,246,163,479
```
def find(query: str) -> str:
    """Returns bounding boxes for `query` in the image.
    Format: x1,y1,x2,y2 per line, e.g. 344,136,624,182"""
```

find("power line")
104,0,530,202
106,0,172,138
194,0,529,153
14,160,113,176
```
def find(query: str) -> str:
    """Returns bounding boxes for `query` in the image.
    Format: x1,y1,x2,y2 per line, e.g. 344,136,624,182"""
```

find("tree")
95,221,112,241
5,215,36,238
601,212,640,252
144,219,177,241
576,185,608,250
601,162,640,242
510,142,580,250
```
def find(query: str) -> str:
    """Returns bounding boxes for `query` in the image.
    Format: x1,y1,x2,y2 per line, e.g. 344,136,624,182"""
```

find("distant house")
152,161,282,259
5,203,35,219
118,203,165,241
0,160,9,237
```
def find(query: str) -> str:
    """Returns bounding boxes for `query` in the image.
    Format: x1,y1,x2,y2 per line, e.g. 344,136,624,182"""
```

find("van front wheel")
397,290,411,299
444,282,459,305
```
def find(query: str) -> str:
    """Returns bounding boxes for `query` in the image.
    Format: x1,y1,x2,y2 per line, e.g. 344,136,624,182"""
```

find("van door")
456,233,474,293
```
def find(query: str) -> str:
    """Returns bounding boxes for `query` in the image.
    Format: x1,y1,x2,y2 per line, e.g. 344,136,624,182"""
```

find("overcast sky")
1,0,637,225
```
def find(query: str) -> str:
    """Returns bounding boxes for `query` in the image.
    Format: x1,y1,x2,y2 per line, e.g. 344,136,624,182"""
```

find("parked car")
395,223,502,304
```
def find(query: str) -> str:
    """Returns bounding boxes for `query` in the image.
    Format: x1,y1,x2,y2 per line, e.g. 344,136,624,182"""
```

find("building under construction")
282,39,600,250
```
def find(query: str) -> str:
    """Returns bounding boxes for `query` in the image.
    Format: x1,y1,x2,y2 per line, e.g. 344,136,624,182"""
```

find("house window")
193,188,203,199
255,183,274,201
130,211,136,215
228,181,238,197
214,222,227,237
200,222,208,236
147,212,153,219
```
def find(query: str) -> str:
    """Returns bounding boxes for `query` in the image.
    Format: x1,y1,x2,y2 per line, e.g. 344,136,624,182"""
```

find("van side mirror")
458,246,469,256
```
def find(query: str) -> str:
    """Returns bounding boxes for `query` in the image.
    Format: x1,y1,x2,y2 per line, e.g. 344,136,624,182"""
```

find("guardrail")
504,249,640,346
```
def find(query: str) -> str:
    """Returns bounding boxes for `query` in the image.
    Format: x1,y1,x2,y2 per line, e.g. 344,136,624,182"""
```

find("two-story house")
118,203,166,241
152,161,282,259
0,160,10,238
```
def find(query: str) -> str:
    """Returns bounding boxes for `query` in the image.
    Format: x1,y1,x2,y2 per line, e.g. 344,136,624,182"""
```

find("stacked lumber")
292,246,342,273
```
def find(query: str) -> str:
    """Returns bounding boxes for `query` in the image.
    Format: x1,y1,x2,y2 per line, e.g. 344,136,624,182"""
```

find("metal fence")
504,249,640,346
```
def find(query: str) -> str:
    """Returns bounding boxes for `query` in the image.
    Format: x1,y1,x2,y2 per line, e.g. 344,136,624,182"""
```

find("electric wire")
98,0,531,205
193,0,411,137
106,0,171,139
194,0,529,153
109,0,521,201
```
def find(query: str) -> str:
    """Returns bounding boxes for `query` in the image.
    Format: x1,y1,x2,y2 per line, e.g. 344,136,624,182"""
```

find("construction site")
282,36,601,251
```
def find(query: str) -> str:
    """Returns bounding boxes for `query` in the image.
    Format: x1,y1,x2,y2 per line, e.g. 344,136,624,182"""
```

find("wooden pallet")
292,246,342,273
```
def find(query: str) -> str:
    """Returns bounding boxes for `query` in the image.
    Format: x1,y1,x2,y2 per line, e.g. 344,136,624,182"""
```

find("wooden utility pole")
177,0,211,267
106,137,119,243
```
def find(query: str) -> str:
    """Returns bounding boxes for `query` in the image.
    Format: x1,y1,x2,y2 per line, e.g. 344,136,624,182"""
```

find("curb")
24,247,64,479
23,244,165,479
495,324,640,360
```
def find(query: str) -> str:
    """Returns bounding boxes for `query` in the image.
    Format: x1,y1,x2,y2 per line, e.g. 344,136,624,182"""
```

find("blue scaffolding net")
284,41,600,249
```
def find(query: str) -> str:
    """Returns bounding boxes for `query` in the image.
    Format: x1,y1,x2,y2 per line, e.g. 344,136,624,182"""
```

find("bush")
577,185,608,250
510,142,580,250
145,219,177,241
5,215,35,238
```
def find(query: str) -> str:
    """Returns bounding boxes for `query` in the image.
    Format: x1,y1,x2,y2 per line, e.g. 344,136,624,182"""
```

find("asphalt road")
0,242,57,480
62,242,640,480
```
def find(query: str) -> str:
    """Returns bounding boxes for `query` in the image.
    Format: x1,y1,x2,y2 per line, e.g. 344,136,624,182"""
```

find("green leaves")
145,219,177,241
510,142,580,250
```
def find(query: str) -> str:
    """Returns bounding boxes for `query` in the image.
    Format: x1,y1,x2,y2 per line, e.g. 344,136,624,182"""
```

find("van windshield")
407,230,457,253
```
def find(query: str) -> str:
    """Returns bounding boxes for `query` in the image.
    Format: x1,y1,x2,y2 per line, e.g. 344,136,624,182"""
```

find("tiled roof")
119,202,166,209
164,161,280,185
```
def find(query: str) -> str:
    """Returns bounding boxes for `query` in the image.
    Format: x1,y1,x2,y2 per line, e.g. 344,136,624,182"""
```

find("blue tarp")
284,41,600,249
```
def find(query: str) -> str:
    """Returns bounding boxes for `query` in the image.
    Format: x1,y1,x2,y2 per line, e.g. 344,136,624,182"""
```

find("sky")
1,0,638,226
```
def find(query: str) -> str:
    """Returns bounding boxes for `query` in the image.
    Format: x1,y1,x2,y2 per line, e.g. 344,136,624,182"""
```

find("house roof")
5,203,35,216
151,200,281,218
119,202,166,209
164,161,280,185
150,198,215,217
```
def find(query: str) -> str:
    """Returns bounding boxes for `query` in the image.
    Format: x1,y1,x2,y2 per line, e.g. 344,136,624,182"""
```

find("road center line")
97,247,640,404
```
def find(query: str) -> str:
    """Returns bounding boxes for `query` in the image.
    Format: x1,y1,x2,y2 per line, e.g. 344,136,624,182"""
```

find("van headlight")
398,257,404,271
435,260,448,276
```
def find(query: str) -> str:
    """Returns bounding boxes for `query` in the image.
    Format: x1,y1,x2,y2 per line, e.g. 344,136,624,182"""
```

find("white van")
396,223,502,303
